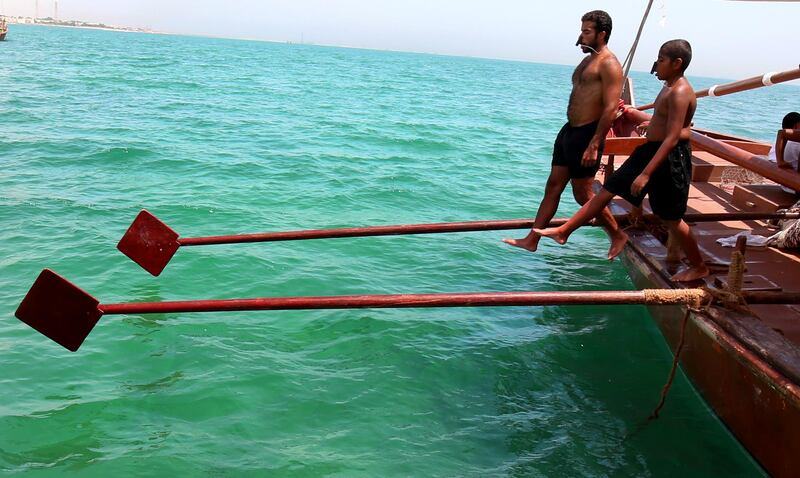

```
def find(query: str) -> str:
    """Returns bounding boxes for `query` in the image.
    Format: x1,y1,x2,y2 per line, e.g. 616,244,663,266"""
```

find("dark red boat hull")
620,240,800,477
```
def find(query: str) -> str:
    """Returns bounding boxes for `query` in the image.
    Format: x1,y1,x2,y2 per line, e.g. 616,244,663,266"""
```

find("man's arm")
623,107,653,136
581,58,623,167
775,129,800,168
622,107,652,125
630,86,691,197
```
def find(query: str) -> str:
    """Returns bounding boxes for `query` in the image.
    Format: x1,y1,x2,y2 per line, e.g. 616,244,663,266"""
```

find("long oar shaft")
100,290,800,315
178,219,544,246
119,210,800,276
17,270,800,351
100,291,657,314
178,212,799,246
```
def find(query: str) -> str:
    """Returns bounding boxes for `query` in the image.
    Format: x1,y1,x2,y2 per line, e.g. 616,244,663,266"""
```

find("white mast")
35,0,39,19
54,0,58,20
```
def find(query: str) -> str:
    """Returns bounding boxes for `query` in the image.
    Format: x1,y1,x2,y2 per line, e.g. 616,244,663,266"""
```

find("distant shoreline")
4,18,799,86
5,16,156,34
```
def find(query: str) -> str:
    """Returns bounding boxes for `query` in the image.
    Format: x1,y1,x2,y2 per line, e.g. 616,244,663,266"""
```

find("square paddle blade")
117,209,180,276
15,269,103,352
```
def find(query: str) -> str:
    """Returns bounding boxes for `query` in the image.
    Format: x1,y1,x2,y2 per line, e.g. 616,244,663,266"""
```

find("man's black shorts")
603,140,692,221
552,121,604,179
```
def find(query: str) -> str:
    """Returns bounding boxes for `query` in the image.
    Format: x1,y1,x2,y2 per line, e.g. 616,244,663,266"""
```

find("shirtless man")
504,10,628,259
534,40,709,282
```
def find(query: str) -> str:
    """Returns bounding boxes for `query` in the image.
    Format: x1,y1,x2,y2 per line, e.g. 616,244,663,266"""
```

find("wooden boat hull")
0,32,6,42
619,238,800,477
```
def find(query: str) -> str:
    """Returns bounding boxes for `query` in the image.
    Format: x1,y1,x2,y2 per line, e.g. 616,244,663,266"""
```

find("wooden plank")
694,139,771,155
604,136,646,155
605,136,770,156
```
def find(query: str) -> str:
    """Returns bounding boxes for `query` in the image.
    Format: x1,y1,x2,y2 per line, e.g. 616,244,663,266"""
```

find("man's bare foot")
671,264,710,282
502,232,541,252
607,230,629,260
532,227,568,245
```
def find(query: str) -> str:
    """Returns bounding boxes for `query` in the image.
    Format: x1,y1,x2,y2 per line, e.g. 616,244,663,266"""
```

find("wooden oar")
118,209,800,276
16,269,800,352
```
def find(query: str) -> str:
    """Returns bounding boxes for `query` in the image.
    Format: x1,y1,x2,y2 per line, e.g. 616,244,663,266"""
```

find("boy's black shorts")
603,140,692,221
552,121,604,179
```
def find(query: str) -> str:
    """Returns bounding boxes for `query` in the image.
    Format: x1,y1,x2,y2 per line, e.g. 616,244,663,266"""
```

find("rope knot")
643,288,710,309
712,246,749,312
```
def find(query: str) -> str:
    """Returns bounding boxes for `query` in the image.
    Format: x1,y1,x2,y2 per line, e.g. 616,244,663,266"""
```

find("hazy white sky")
2,0,798,78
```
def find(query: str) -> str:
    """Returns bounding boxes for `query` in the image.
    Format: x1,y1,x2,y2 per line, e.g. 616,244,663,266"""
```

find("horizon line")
7,20,799,86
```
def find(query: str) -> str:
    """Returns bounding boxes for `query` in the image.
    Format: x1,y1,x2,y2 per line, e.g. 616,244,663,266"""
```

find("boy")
533,40,709,282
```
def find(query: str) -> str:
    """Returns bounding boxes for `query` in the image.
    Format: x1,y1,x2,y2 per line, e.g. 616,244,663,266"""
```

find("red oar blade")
15,269,103,352
117,209,180,276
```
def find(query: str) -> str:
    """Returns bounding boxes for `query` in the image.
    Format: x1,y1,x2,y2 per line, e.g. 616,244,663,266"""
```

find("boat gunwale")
618,224,800,400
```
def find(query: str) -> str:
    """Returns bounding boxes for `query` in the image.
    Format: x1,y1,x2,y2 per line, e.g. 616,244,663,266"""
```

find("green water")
2,24,788,475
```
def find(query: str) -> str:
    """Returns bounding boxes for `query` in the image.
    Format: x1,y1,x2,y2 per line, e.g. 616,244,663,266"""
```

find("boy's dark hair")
660,39,692,72
782,112,800,129
582,10,612,42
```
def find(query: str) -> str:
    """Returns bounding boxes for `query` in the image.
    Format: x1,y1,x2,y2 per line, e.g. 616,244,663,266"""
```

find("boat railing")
689,131,800,191
605,135,770,157
637,65,800,111
604,133,800,192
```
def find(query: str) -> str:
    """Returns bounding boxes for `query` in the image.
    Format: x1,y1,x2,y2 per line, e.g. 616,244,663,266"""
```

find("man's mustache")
576,41,599,54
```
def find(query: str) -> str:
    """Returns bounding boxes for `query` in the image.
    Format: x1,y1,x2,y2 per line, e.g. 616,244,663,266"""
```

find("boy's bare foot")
532,227,568,245
665,253,683,264
607,230,629,260
671,264,710,282
665,234,681,263
502,233,541,252
625,207,645,230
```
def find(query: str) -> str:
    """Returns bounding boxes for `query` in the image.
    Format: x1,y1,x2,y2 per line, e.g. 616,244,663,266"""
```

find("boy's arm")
630,86,691,197
581,58,623,167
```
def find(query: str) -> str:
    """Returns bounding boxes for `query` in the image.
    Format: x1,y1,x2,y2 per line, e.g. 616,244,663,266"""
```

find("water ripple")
0,24,780,477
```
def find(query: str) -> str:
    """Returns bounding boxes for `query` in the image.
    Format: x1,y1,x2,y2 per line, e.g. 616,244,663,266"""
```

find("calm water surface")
3,24,792,476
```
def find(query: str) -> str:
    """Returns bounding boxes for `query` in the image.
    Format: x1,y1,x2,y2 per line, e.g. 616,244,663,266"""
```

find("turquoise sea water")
2,24,794,476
